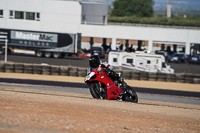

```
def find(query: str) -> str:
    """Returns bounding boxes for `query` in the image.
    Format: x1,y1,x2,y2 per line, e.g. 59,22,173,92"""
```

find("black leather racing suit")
87,61,119,81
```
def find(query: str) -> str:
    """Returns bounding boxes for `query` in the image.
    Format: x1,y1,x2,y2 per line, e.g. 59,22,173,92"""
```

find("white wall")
0,0,82,33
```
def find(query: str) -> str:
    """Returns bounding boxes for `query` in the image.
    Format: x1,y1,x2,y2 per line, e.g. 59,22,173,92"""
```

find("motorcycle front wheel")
89,82,107,99
122,86,138,103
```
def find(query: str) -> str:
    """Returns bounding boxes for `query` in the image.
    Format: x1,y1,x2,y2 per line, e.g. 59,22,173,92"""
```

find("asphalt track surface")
0,77,200,98
0,78,200,105
1,54,200,74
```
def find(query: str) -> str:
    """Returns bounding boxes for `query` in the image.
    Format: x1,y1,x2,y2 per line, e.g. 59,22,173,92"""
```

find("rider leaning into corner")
87,55,123,83
86,55,138,103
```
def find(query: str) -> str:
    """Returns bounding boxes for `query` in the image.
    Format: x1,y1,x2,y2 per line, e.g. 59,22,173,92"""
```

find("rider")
87,55,121,81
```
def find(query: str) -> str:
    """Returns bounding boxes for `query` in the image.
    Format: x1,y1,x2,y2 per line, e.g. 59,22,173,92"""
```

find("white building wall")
0,0,82,33
80,24,200,43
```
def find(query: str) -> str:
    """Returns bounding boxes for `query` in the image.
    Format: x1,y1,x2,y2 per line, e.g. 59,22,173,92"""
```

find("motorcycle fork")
99,82,101,86
99,82,103,92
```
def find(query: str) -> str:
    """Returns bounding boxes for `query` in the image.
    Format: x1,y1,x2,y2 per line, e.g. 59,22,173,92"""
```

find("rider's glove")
109,65,114,71
103,67,110,72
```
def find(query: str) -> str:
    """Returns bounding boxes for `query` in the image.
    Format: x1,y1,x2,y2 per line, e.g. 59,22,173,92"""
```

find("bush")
108,16,200,27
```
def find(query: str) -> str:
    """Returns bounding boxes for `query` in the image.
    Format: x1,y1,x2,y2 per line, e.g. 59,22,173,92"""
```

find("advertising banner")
10,31,58,48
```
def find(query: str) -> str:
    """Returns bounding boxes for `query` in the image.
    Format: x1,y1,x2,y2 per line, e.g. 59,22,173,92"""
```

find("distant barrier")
0,62,200,84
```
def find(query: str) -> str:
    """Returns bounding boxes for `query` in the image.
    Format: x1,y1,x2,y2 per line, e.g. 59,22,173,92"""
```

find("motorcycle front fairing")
86,67,123,100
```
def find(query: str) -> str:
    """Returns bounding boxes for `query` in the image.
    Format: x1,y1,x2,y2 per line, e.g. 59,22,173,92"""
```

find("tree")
110,0,154,17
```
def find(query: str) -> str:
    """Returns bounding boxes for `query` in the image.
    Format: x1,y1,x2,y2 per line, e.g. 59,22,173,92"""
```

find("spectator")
119,44,123,51
116,47,119,51
106,43,112,53
101,43,108,52
128,44,133,52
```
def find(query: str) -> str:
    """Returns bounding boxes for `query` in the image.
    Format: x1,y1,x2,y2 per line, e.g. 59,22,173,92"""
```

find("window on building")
36,12,40,21
127,59,133,63
103,15,106,25
113,58,117,62
162,63,166,68
156,59,159,64
147,60,151,64
81,14,86,24
15,11,24,19
0,10,3,18
9,10,40,21
10,10,14,19
26,12,35,20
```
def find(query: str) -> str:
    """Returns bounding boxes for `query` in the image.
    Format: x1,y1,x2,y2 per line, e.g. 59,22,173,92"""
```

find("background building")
0,0,200,55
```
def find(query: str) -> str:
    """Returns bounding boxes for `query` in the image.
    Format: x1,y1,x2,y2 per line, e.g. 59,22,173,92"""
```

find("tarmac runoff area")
0,72,199,93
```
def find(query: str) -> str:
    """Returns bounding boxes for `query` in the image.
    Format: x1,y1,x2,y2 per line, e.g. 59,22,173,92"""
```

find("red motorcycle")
85,66,138,103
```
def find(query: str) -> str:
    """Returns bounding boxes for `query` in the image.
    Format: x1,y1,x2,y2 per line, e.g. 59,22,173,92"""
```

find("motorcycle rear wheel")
122,86,138,103
89,82,107,99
